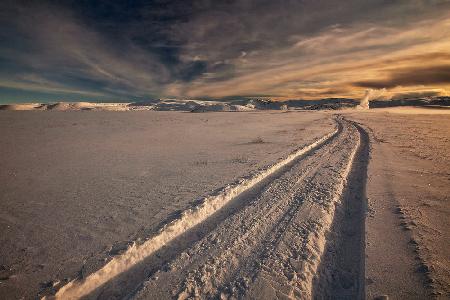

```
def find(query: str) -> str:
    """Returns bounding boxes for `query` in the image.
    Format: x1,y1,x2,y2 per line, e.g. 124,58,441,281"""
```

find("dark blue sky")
0,0,449,103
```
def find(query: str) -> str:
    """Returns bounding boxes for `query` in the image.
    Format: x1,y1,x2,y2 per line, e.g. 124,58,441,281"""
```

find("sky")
0,0,449,103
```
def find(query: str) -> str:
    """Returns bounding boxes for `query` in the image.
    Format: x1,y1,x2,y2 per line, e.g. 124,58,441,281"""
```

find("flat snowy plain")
0,108,448,299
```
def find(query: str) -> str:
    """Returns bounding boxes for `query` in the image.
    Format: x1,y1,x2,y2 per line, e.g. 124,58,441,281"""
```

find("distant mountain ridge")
1,97,449,111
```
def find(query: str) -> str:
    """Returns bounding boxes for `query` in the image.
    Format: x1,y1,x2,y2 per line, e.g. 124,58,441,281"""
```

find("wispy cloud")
168,13,450,99
0,0,449,102
0,1,169,100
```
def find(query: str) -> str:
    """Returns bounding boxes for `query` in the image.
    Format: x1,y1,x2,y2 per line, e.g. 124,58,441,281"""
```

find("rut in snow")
51,120,341,300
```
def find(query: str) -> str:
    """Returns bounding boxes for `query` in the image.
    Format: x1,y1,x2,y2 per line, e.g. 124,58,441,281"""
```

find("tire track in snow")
49,119,340,300
173,127,351,299
131,118,364,300
313,121,369,299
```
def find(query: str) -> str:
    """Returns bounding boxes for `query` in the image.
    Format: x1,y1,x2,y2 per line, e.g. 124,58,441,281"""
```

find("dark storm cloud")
391,90,441,100
0,0,450,102
353,65,450,89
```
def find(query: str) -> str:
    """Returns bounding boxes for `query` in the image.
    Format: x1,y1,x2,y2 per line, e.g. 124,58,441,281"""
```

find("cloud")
164,14,450,99
0,1,169,99
353,65,450,89
1,0,450,101
391,90,442,100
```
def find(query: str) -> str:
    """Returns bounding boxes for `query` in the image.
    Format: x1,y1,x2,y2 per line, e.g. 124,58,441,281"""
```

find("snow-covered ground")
0,110,333,299
0,107,448,299
345,108,450,299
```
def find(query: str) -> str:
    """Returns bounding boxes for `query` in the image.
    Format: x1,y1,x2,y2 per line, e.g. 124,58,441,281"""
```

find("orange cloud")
167,15,450,100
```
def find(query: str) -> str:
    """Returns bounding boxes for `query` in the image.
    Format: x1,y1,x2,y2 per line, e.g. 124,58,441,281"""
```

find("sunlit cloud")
170,15,450,100
0,0,449,102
